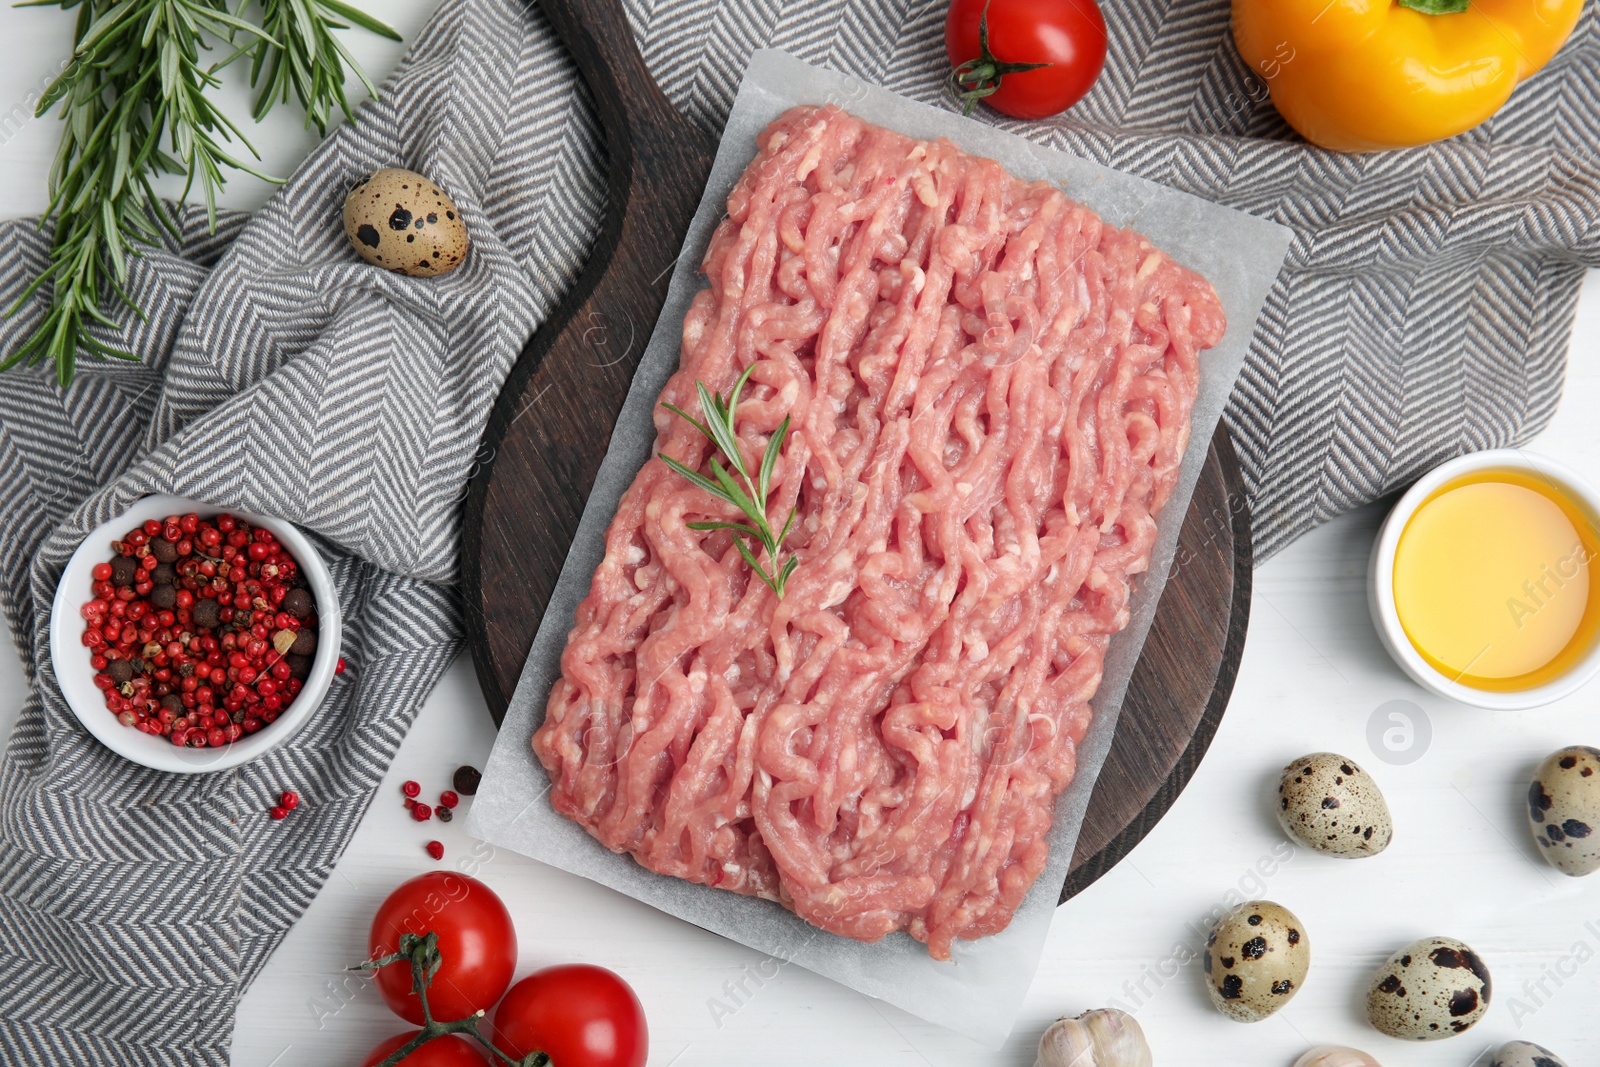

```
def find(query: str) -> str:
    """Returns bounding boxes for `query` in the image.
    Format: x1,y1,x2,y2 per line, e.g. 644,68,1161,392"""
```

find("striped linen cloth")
0,0,1594,1061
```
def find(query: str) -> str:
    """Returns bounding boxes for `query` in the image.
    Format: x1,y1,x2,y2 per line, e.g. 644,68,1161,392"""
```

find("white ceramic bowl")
49,495,341,773
1368,449,1600,710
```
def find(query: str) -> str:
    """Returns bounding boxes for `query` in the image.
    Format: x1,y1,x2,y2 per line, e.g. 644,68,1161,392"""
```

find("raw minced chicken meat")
533,105,1226,960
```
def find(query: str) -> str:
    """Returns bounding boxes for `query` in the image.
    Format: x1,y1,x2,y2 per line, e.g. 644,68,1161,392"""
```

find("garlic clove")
1292,1047,1383,1067
1035,1008,1152,1067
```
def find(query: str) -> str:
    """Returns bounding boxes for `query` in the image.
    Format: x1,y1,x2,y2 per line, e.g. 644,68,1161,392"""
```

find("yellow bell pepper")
1232,0,1583,152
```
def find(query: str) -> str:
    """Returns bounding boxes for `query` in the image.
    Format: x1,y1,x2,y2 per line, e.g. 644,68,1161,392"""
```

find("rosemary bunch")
2,0,398,386
661,366,800,599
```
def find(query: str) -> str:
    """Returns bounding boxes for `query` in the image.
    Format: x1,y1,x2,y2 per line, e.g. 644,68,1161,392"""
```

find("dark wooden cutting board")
462,0,1250,904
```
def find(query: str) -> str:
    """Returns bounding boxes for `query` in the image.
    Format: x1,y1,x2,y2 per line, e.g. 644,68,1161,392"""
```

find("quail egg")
1292,1048,1382,1067
1526,745,1600,876
1364,936,1491,1040
343,168,469,277
1491,1040,1569,1067
1276,752,1393,857
1202,900,1309,1021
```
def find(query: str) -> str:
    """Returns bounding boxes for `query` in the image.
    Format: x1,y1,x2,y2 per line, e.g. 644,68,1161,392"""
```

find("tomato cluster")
360,873,647,1067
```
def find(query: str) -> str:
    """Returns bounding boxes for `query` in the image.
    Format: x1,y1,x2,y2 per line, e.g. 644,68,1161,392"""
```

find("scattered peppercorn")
335,656,347,675
452,765,481,796
426,841,444,860
270,806,288,820
280,790,299,811
436,805,453,823
402,780,421,798
438,790,459,809
411,803,433,822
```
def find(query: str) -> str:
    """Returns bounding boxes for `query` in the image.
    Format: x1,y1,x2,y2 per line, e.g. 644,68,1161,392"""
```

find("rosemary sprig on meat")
2,0,398,387
660,366,799,599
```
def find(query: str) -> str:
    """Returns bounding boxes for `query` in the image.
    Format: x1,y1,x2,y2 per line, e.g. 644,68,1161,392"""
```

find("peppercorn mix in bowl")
49,495,342,774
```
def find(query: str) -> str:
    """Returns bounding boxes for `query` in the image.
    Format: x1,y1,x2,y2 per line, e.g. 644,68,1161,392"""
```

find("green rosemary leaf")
759,414,789,504
660,402,713,441
319,0,401,39
659,455,727,502
707,457,762,522
732,538,777,593
695,380,748,480
685,521,766,539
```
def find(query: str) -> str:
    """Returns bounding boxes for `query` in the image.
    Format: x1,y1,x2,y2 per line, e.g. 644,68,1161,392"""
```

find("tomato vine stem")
356,932,551,1067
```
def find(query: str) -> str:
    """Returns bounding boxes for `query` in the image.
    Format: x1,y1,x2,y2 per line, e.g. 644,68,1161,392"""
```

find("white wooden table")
0,5,1596,1063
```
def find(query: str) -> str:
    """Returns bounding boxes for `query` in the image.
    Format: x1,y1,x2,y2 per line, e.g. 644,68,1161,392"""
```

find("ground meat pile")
535,105,1225,959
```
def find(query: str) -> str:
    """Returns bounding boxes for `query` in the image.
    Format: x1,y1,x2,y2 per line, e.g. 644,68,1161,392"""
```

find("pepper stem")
947,0,1050,116
354,932,551,1067
1396,0,1470,11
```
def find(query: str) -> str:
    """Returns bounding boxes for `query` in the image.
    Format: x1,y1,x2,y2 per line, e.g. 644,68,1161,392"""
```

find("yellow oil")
1393,468,1599,691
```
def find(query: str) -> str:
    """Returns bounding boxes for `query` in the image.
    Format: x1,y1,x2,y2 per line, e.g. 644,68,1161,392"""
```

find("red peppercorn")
402,780,421,798
438,791,459,809
280,790,299,810
92,562,112,582
411,803,433,822
335,657,347,675
425,841,444,861
270,806,288,820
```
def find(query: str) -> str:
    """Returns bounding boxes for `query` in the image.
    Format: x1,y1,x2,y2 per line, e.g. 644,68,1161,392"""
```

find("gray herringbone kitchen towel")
0,0,1594,1062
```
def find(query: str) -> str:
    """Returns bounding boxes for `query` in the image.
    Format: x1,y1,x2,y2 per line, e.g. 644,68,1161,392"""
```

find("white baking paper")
468,49,1293,1046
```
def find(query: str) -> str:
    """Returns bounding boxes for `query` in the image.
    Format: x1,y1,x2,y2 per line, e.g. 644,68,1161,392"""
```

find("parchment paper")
467,50,1293,1046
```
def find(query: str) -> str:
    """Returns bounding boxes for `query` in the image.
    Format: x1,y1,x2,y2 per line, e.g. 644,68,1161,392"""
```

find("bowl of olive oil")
1369,449,1600,709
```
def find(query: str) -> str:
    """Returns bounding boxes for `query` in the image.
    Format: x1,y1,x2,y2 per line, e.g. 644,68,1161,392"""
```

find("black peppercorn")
436,806,453,823
193,598,222,630
107,659,134,685
453,765,482,796
160,693,183,713
151,538,179,564
289,630,316,656
286,653,313,680
110,556,139,587
150,583,177,611
151,562,176,585
282,588,314,619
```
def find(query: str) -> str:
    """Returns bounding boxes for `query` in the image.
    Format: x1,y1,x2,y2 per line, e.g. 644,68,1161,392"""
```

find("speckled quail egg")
1277,752,1394,857
1364,936,1491,1040
1202,901,1309,1021
1491,1040,1570,1067
343,168,469,277
1292,1048,1382,1067
1526,745,1600,876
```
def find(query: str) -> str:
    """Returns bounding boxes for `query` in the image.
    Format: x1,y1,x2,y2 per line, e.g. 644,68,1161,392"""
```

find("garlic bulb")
1035,1009,1152,1067
1292,1048,1382,1067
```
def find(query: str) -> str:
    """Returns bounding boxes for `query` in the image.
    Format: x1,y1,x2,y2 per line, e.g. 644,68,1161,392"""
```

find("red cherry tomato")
945,0,1108,119
368,872,516,1026
491,965,647,1067
359,1032,490,1067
